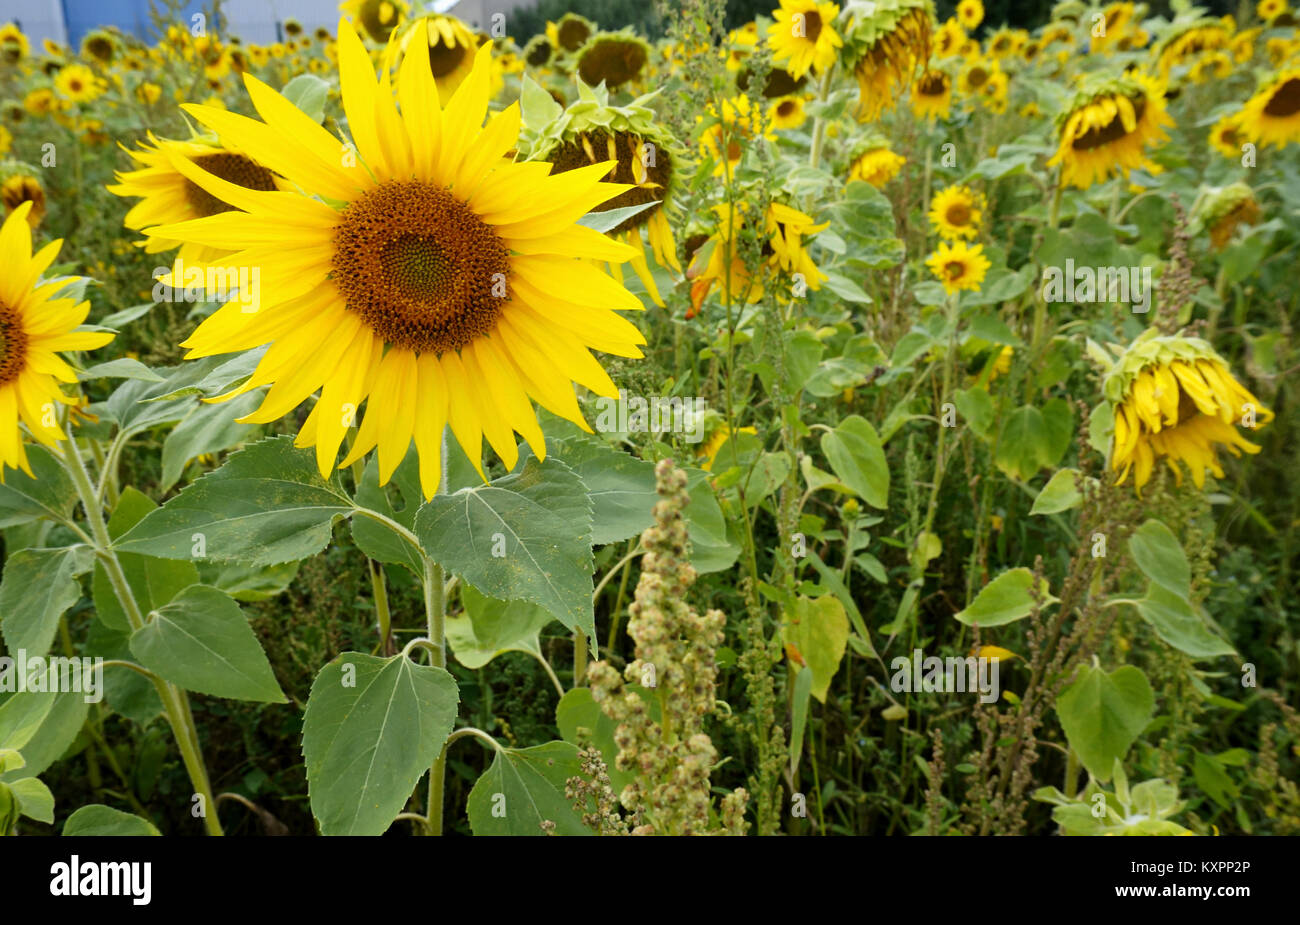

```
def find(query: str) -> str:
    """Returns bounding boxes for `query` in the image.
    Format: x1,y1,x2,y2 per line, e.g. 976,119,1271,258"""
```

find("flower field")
0,0,1297,840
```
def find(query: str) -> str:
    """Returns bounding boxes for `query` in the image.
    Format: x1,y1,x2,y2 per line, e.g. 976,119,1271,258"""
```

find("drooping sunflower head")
1090,2,1135,51
392,14,478,104
1,172,45,226
79,29,117,66
1154,20,1231,78
1105,331,1273,493
523,34,554,67
847,138,906,187
143,22,645,499
925,239,990,294
1188,49,1233,83
549,13,596,53
1191,182,1262,250
1038,22,1076,54
986,27,1021,60
956,0,984,30
840,0,932,122
911,68,953,120
340,0,408,44
767,0,844,80
1230,27,1259,62
928,184,985,240
283,18,304,38
1238,66,1300,149
0,202,115,474
1047,69,1173,189
575,30,650,89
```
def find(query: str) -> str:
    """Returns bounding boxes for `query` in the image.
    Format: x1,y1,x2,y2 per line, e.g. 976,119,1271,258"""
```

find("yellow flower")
0,203,115,474
957,0,984,31
340,0,408,43
138,82,163,104
933,19,966,58
987,345,1013,381
1,175,45,226
1209,112,1246,158
979,67,1009,113
699,94,771,177
392,14,478,105
926,240,990,294
842,0,931,122
0,22,29,63
1047,71,1173,189
1238,67,1300,149
769,95,807,129
928,184,985,240
142,22,645,499
767,0,843,80
1257,0,1288,20
1189,50,1233,83
848,145,905,187
53,64,105,104
23,88,60,117
0,124,9,155
699,425,757,471
910,70,953,121
957,57,999,99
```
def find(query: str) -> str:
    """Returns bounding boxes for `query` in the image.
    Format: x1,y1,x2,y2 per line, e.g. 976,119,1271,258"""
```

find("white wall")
0,0,66,47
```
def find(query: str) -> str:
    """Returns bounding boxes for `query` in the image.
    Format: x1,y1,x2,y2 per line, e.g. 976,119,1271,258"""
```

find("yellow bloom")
700,425,757,471
1238,67,1300,149
767,0,843,80
393,14,478,105
769,95,807,129
925,240,990,294
1257,0,1288,20
848,145,905,187
340,0,408,44
1209,112,1246,158
0,203,114,474
956,0,984,31
910,70,953,121
1,175,44,226
53,64,105,104
0,22,29,63
1047,71,1173,189
141,22,645,499
928,185,985,240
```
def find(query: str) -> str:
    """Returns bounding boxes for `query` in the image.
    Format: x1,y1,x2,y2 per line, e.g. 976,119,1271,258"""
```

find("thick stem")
807,65,835,169
423,557,447,835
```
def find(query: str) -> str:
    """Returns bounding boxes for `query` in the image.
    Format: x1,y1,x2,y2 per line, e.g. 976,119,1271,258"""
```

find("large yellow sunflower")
928,184,985,240
0,202,114,474
1047,71,1173,189
767,0,843,80
1107,334,1272,493
1238,67,1300,149
143,22,644,500
925,240,990,294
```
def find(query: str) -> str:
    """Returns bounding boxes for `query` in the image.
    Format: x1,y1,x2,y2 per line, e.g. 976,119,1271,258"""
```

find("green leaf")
1056,664,1154,782
93,487,200,632
116,436,354,567
0,446,76,528
683,469,740,573
822,271,873,304
819,415,889,509
954,387,995,438
466,741,591,835
0,545,93,655
0,686,89,783
955,567,1057,627
9,777,54,823
789,666,813,776
63,805,160,836
84,621,162,725
578,200,661,233
446,585,554,669
555,435,656,545
302,652,458,836
352,450,425,575
995,405,1050,480
1194,751,1240,809
783,595,849,702
1031,468,1086,515
78,358,164,382
1123,586,1236,659
130,584,285,702
414,457,595,639
198,559,300,602
555,686,657,796
160,391,260,492
1128,519,1191,599
280,73,329,122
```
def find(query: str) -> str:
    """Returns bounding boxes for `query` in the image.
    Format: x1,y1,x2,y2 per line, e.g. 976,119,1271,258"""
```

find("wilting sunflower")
523,34,554,67
1,174,45,226
1209,112,1246,157
841,0,930,122
391,14,477,105
1105,332,1272,493
144,22,643,499
1238,67,1300,149
108,133,279,266
769,95,808,129
767,0,843,80
521,80,682,306
928,185,985,240
926,240,990,294
340,0,407,44
576,31,650,88
1090,2,1134,53
54,64,105,104
847,141,905,187
1191,182,1262,251
0,201,115,474
548,13,595,54
956,0,984,31
1047,70,1173,189
911,69,953,120
1154,21,1231,79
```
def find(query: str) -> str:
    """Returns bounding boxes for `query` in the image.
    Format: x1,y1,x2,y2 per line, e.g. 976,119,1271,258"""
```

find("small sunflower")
688,200,827,311
576,31,650,89
957,57,998,98
79,29,117,66
523,35,554,67
979,67,1009,113
54,64,105,104
1091,2,1134,52
1189,50,1232,83
1106,332,1272,493
1047,70,1173,189
767,0,843,80
143,22,644,499
340,0,407,44
0,125,9,155
928,185,985,240
1154,21,1231,79
1231,28,1259,63
0,22,28,64
1238,67,1300,149
283,18,304,38
926,240,990,294
1208,112,1246,157
841,0,931,122
0,202,115,474
1,174,45,226
956,0,984,31
933,19,966,58
548,13,595,54
24,88,60,117
1257,0,1288,20
847,142,905,187
910,69,953,120
986,27,1020,60
699,94,771,177
769,95,808,129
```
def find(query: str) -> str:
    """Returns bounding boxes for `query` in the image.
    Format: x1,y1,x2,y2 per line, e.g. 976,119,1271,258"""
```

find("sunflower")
1189,50,1232,83
54,64,105,104
340,0,407,44
0,22,28,64
108,134,280,266
1231,28,1259,63
523,35,553,67
1209,112,1246,157
548,13,595,54
0,202,115,475
143,22,643,499
1047,70,1173,189
1257,0,1287,20
699,424,757,470
0,124,8,155
986,27,1020,60
1106,333,1272,493
576,31,650,89
725,24,760,72
23,88,59,117
688,200,827,311
956,0,984,31
910,69,953,120
1091,2,1133,52
1,174,44,226
767,0,843,80
933,19,966,58
841,0,930,122
979,67,1009,113
848,143,905,187
736,63,809,97
926,240,990,294
956,57,998,98
1154,22,1231,79
699,94,771,177
1238,67,1300,149
393,14,477,105
283,18,304,38
769,95,808,129
1192,182,1261,250
80,30,117,65
928,185,985,240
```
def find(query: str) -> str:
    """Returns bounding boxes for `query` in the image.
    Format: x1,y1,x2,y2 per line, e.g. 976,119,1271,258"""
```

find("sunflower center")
777,99,797,118
578,39,648,87
557,19,590,51
68,79,83,92
802,11,823,43
0,302,29,386
549,129,672,234
920,72,947,95
945,203,972,226
184,152,278,217
1263,78,1300,117
967,67,988,89
331,180,510,355
1071,94,1147,150
944,261,966,281
428,39,468,78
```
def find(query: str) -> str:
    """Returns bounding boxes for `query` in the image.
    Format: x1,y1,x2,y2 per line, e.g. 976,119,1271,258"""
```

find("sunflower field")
0,0,1296,843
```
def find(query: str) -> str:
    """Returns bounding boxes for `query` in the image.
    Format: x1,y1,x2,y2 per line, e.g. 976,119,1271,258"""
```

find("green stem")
423,556,447,836
1064,748,1080,800
807,64,835,170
